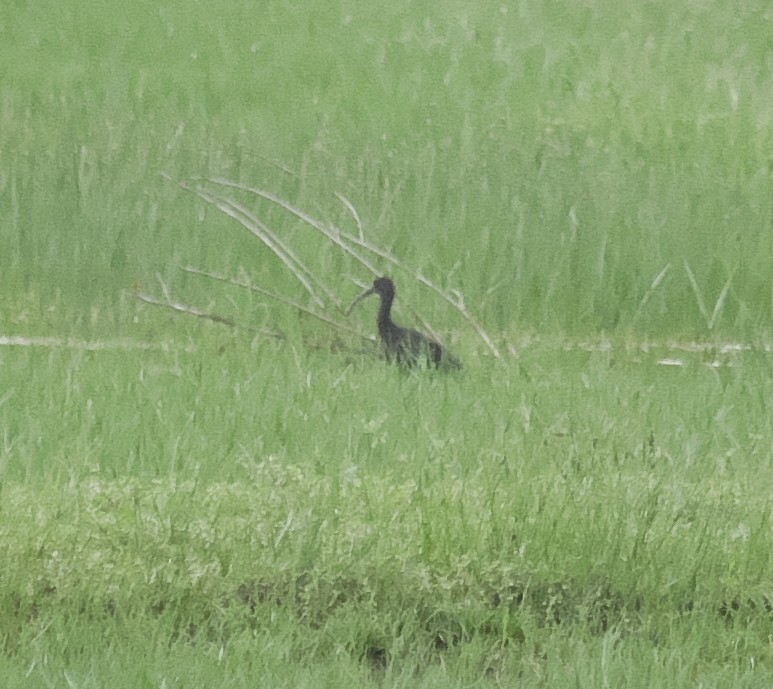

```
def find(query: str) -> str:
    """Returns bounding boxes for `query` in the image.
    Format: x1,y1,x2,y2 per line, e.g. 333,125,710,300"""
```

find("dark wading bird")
347,277,461,370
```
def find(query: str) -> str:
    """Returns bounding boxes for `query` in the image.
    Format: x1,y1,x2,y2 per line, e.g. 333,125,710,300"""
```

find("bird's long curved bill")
346,286,377,316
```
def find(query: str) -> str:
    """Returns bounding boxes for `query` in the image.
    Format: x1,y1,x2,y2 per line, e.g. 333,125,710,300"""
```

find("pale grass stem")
133,277,282,338
183,266,368,340
632,263,671,324
179,181,329,309
684,260,734,331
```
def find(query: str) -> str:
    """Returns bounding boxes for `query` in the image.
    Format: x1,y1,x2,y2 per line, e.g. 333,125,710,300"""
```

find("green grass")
2,0,772,336
2,338,773,685
2,0,773,686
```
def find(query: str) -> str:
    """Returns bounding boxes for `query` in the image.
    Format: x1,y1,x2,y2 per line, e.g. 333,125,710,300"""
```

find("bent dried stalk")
183,266,370,341
179,181,329,309
134,285,282,339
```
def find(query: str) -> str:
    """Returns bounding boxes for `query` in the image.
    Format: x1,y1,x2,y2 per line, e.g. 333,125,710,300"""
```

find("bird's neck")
377,295,394,336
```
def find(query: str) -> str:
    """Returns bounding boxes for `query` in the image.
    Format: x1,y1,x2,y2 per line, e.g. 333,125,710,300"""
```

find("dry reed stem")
684,260,734,331
179,181,328,309
335,192,364,242
200,176,383,277
684,260,710,327
183,266,370,341
134,285,282,339
632,263,671,325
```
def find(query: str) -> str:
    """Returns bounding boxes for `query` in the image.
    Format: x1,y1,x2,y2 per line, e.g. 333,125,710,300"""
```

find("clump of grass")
136,174,499,363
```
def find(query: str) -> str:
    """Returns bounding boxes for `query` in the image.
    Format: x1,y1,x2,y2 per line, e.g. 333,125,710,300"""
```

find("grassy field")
2,0,773,686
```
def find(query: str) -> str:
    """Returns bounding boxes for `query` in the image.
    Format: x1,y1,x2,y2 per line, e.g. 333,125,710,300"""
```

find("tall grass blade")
335,192,364,242
683,260,710,328
633,263,671,324
708,272,734,331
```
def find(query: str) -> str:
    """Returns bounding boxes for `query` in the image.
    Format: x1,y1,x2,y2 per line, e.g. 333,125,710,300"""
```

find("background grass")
2,0,772,337
2,0,773,686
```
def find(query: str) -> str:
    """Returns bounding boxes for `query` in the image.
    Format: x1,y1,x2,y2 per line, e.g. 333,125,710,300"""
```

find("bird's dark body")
349,277,461,370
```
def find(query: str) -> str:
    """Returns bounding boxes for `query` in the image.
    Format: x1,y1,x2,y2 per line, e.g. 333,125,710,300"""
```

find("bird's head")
346,276,396,315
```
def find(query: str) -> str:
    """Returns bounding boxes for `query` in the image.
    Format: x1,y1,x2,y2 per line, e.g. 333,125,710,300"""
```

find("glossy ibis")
347,277,461,370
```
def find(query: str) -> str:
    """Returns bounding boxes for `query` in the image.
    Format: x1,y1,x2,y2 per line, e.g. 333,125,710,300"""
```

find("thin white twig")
135,288,282,338
684,260,710,326
709,272,734,331
335,192,364,241
633,263,671,324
